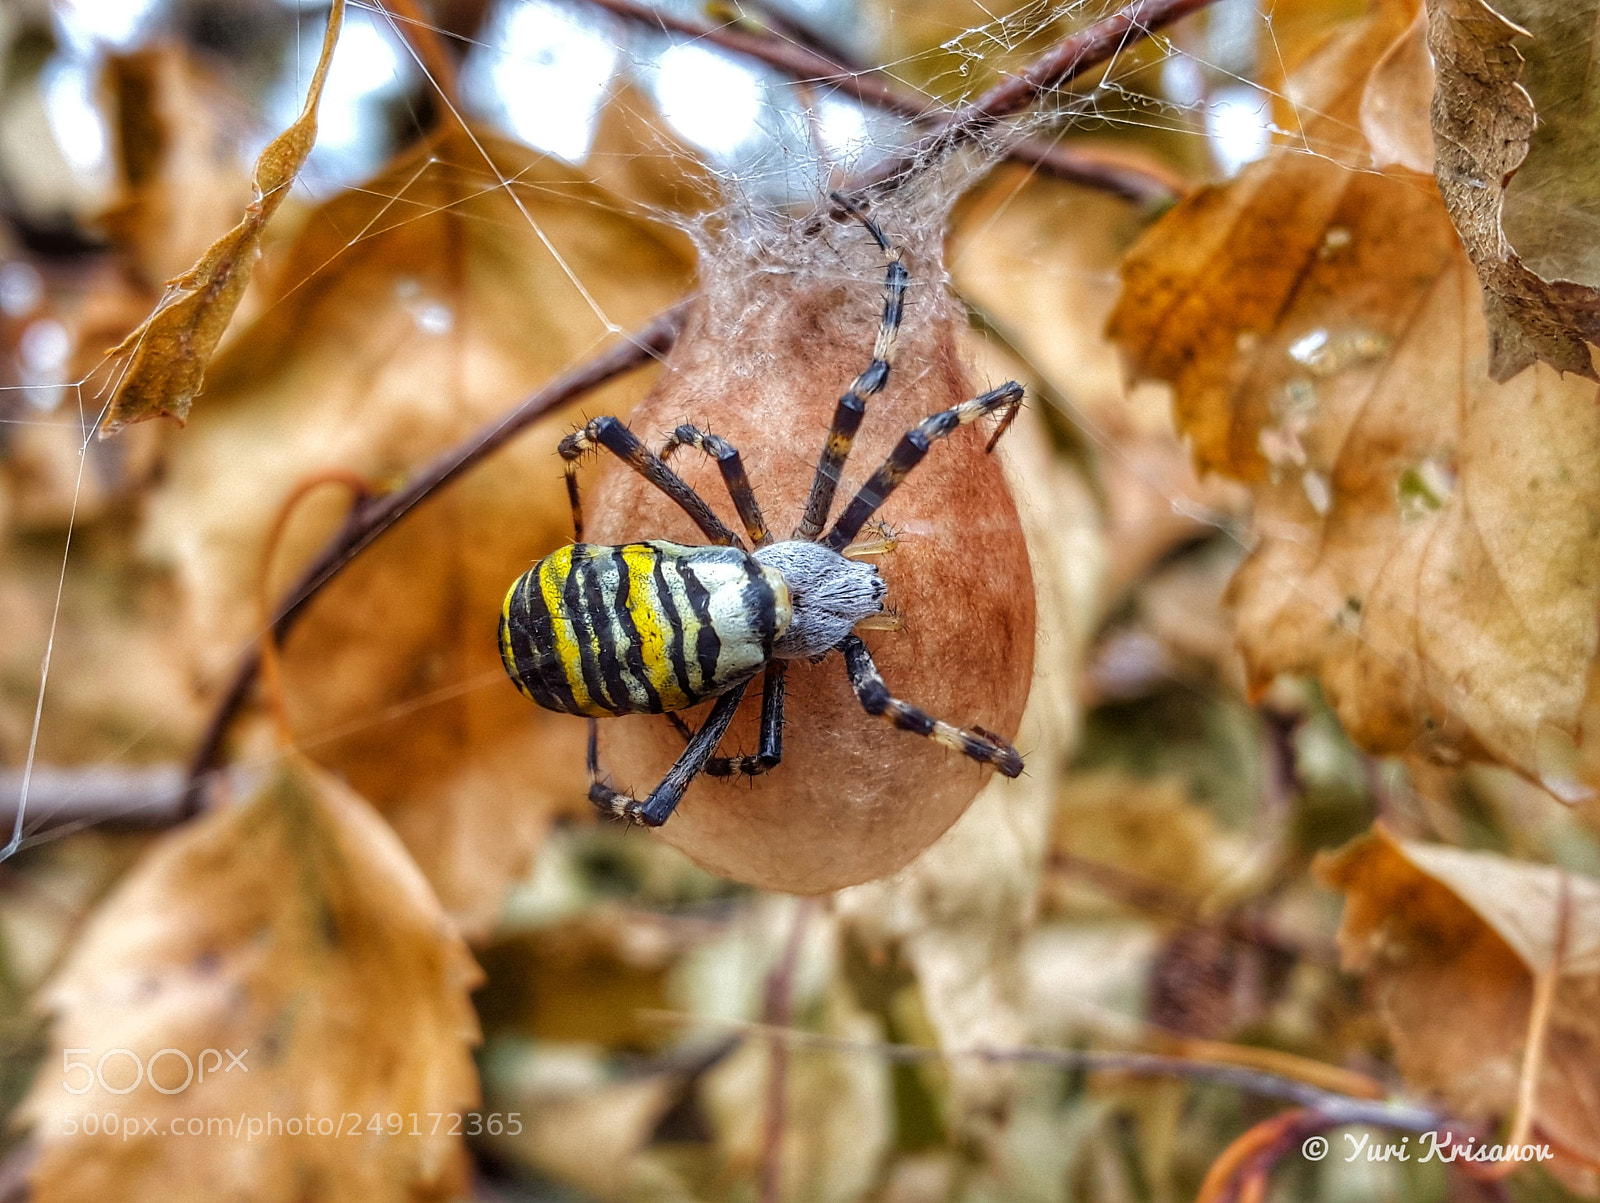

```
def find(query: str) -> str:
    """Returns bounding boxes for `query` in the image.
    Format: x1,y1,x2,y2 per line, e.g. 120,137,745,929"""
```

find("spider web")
0,0,1450,870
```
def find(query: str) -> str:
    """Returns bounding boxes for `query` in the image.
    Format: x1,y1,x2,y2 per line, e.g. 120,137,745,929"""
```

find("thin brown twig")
640,1010,1446,1131
181,303,690,813
760,900,816,1203
850,0,1218,194
581,0,1185,204
255,472,371,747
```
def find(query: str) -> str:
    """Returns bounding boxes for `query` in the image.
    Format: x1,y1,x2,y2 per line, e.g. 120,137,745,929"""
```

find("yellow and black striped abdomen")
500,541,792,717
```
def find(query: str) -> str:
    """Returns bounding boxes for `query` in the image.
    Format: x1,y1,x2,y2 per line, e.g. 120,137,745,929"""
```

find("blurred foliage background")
3,0,1600,1201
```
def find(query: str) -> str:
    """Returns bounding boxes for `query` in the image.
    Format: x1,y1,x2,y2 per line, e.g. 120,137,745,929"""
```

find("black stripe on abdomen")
563,549,617,713
509,568,579,713
651,554,695,699
679,561,722,690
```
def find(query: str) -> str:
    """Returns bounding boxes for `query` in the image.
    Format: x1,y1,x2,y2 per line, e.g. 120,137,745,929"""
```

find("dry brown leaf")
1108,0,1600,783
1430,0,1600,381
143,122,694,935
1047,770,1253,916
584,80,719,227
98,0,343,434
489,1068,680,1199
1318,824,1600,1184
949,167,1143,431
474,908,684,1051
22,754,482,1203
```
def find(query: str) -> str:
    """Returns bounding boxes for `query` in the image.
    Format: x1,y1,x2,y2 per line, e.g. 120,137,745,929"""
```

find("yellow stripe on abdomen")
537,546,596,714
620,544,691,711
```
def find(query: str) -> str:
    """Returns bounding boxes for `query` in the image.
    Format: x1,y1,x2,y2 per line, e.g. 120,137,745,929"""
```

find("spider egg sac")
584,220,1035,892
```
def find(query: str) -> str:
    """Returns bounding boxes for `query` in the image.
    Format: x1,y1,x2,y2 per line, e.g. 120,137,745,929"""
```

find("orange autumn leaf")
22,754,482,1203
1318,824,1600,1187
1107,0,1600,783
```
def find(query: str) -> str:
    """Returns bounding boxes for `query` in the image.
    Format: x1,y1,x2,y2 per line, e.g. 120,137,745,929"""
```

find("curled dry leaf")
22,754,482,1203
144,122,695,935
1430,0,1600,381
98,0,343,435
1108,0,1600,784
589,222,1037,892
1317,824,1600,1184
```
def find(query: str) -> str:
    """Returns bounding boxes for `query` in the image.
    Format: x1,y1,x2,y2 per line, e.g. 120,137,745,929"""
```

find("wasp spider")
500,197,1025,827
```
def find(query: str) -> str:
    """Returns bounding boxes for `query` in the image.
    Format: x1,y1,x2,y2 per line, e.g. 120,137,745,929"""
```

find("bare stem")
642,1011,1445,1132
849,0,1218,193
760,899,816,1203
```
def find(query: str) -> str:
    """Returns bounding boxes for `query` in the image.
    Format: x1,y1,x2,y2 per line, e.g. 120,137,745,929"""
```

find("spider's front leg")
837,634,1022,777
823,381,1024,552
658,425,772,548
588,680,753,826
794,196,909,540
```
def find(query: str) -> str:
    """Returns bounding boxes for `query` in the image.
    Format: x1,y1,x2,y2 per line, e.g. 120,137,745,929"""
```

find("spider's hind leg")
559,416,741,547
658,425,772,547
667,665,787,778
838,634,1022,777
585,719,636,820
590,682,752,825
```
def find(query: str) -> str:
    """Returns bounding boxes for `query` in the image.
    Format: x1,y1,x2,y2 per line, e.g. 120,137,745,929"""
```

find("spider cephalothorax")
500,197,1024,828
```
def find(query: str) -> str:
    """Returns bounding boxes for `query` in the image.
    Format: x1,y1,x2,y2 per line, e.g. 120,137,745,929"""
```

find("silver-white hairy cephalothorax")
753,539,888,658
